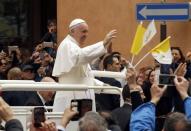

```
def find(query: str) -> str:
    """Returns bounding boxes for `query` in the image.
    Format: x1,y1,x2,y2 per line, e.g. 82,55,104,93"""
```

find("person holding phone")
30,107,57,131
0,97,23,131
58,107,107,131
42,19,57,43
52,18,117,112
41,19,57,56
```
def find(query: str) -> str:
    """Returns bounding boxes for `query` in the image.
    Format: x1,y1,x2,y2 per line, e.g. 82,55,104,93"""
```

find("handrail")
0,80,35,84
12,106,53,110
0,83,122,95
14,112,63,118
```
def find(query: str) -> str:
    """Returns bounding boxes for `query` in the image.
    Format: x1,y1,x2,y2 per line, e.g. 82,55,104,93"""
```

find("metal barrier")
1,82,122,131
0,83,122,95
0,80,35,84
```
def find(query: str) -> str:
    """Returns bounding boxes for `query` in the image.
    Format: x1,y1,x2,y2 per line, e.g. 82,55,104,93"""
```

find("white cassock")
52,35,107,112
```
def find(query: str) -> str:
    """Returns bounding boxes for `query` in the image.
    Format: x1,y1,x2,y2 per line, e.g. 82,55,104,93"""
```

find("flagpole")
134,36,171,68
130,55,135,65
134,51,151,68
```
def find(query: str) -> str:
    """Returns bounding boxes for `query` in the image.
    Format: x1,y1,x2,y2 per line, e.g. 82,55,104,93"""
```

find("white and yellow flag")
150,36,172,64
130,20,156,56
143,20,157,46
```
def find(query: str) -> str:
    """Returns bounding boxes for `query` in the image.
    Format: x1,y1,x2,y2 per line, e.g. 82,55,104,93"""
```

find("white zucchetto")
69,18,86,30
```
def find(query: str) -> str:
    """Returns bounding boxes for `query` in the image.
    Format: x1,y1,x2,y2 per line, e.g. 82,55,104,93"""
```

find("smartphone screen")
71,99,92,121
71,99,80,121
33,107,46,127
80,99,92,117
43,42,53,48
159,74,175,86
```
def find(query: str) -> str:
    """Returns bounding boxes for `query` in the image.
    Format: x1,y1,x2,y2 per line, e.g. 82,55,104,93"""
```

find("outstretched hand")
174,76,189,100
150,84,167,105
61,107,78,128
103,30,117,48
29,121,57,131
126,68,137,88
0,97,14,122
174,63,187,77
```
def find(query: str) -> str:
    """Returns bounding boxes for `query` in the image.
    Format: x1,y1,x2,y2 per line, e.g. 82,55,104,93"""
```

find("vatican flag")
150,36,172,64
130,22,146,55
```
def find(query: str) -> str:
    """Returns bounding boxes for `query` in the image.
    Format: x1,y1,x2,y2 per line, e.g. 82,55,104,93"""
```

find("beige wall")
57,0,191,68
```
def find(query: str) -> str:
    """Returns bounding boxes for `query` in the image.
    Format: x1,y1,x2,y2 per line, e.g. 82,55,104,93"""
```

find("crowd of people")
0,18,191,131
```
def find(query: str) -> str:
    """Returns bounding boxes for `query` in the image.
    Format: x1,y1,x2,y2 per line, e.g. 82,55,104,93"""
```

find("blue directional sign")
136,3,190,21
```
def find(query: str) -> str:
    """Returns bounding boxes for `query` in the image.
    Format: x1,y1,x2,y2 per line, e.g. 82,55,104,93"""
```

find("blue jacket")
130,102,155,131
184,97,191,120
130,97,191,131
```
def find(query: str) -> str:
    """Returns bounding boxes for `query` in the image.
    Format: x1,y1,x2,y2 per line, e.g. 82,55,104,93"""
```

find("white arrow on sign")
139,6,188,19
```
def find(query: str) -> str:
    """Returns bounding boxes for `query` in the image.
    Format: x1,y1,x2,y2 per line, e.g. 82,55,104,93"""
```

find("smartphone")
39,52,45,60
43,42,53,48
33,107,46,128
159,74,175,86
71,99,92,121
8,46,18,54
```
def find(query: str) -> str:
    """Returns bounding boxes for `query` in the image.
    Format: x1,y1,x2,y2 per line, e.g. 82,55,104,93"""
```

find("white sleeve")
75,42,107,65
93,78,105,86
53,38,106,76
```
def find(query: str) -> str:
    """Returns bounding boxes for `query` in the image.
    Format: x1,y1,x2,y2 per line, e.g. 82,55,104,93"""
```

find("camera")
159,74,175,86
71,99,92,121
33,107,46,128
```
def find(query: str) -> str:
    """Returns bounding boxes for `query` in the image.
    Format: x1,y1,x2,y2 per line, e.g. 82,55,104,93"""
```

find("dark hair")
171,47,185,63
163,112,189,131
111,51,121,56
11,50,20,67
122,85,131,101
147,69,154,82
111,52,121,60
103,55,115,70
139,66,153,74
47,19,56,27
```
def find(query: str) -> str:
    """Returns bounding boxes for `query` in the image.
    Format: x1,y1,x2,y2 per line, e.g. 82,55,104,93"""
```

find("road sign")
136,3,190,21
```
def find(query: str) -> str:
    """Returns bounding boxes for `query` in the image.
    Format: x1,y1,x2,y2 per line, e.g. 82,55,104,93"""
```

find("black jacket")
2,91,34,106
95,77,121,111
25,92,53,106
112,103,132,131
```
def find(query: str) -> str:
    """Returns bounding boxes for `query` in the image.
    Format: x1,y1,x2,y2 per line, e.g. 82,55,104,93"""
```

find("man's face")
186,51,191,61
21,70,35,80
109,57,121,72
0,59,8,73
40,91,55,102
71,23,89,45
48,22,57,33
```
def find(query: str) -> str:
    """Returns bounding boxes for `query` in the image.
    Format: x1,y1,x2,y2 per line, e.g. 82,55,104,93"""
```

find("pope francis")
52,18,117,112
